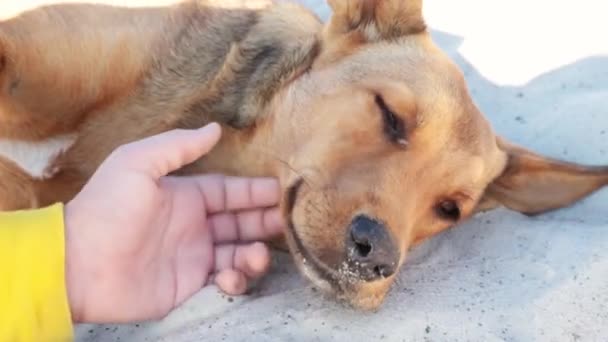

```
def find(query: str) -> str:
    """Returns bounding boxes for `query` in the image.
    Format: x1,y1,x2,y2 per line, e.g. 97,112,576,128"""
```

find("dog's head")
270,0,608,310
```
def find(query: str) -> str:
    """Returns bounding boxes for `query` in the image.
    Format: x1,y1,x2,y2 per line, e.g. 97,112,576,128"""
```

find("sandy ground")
71,0,608,341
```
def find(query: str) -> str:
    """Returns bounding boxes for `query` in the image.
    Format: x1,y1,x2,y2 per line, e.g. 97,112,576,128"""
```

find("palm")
113,176,280,320
65,125,284,323
148,179,215,314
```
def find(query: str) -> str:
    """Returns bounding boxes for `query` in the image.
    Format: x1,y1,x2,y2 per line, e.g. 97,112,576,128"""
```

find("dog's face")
281,40,507,309
274,0,608,310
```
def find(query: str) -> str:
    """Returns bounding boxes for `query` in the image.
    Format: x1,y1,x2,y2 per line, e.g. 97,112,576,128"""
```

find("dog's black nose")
346,215,399,281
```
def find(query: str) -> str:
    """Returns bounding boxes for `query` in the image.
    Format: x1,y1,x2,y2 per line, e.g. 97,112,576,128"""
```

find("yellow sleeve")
0,203,74,342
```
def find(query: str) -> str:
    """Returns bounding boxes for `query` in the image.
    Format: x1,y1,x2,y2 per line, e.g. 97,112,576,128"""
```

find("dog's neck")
179,57,356,184
179,78,317,181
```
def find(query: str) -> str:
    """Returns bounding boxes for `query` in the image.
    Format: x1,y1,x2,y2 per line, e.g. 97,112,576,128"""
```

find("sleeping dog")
1,0,607,309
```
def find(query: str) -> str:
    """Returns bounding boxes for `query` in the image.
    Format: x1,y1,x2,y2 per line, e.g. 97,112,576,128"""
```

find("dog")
1,0,607,310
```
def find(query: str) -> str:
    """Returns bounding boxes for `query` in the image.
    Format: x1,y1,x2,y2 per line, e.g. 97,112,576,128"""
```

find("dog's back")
0,0,320,209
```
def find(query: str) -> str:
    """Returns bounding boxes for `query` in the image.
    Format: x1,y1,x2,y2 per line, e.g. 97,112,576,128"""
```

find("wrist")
64,202,85,323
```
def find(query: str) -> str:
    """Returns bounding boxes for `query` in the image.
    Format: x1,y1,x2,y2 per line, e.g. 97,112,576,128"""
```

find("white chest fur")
0,135,77,179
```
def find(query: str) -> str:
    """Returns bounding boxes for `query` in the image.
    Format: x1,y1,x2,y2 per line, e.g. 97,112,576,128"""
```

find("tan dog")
1,0,607,310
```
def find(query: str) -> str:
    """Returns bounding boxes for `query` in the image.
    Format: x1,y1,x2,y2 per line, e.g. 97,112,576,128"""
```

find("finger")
111,123,222,178
191,175,281,214
214,269,248,295
208,207,284,243
213,242,271,279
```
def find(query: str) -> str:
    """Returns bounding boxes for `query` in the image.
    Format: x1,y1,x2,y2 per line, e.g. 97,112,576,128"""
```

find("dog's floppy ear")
324,0,426,40
478,137,608,216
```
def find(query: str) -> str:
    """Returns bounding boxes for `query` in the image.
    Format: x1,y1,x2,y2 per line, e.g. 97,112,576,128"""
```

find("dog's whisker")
251,146,322,190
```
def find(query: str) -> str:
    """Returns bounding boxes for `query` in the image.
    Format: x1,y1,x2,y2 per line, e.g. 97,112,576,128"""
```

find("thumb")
115,123,222,179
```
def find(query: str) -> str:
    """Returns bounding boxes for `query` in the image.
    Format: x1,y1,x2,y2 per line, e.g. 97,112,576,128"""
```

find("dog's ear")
324,0,426,41
477,137,608,216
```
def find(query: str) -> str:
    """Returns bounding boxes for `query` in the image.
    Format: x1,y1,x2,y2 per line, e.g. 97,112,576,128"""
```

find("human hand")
64,123,284,323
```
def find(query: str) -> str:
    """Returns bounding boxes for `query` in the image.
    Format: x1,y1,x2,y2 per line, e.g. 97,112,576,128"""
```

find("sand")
75,0,608,340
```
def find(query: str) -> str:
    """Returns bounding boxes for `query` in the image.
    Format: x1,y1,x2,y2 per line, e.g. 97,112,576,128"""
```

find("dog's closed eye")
374,94,407,147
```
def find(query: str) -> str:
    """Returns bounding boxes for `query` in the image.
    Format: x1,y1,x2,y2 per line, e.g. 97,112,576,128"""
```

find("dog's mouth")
283,178,366,295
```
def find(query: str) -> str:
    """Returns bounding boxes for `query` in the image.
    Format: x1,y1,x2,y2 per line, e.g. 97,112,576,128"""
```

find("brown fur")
1,0,607,310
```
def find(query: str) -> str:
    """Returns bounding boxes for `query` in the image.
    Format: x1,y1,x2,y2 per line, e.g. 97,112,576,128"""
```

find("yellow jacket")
0,204,73,341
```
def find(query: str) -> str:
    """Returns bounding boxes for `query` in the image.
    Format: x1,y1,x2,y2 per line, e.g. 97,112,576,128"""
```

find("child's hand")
64,123,284,323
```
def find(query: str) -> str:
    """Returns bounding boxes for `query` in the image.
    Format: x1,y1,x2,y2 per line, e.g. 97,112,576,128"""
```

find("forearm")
0,204,73,341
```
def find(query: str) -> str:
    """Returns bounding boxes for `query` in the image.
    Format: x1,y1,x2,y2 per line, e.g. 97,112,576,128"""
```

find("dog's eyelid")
374,94,407,147
454,191,474,202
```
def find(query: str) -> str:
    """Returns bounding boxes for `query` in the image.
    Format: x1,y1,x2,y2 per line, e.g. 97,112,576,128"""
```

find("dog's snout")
346,215,399,281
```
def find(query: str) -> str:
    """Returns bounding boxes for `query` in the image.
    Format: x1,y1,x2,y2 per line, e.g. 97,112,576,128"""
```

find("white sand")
76,1,608,341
